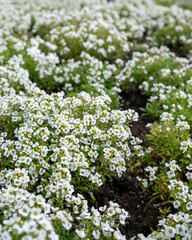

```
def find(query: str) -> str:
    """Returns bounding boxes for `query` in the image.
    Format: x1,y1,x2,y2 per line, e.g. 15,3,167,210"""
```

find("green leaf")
89,192,96,201
76,186,89,192
42,172,51,179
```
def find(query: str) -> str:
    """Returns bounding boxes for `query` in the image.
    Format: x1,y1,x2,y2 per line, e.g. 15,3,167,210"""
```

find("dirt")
168,44,188,58
120,87,157,146
120,88,148,114
87,171,163,239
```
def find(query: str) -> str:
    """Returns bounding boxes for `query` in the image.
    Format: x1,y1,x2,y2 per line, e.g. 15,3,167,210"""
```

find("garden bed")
0,0,192,239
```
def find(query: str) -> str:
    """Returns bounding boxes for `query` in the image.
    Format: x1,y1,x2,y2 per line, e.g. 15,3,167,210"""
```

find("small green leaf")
42,172,51,179
77,186,89,192
89,192,96,201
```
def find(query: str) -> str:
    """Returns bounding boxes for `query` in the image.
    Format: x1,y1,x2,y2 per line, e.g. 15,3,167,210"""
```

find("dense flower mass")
0,0,192,239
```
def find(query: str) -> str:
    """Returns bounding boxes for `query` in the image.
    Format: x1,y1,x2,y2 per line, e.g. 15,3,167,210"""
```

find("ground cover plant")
0,0,192,239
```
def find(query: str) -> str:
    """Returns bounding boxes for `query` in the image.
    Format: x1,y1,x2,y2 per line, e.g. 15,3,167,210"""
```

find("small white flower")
175,224,186,236
6,194,15,203
119,214,126,225
1,231,11,240
92,229,100,239
31,207,42,219
18,204,30,217
113,229,126,240
37,229,46,238
186,201,192,211
186,172,192,180
36,195,45,205
107,207,115,216
92,216,100,226
74,197,81,205
164,226,175,238
39,218,53,231
75,229,86,238
182,232,192,240
173,200,181,209
23,220,37,234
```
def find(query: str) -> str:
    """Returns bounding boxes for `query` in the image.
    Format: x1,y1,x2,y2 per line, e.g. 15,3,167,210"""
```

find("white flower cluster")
0,187,59,240
0,0,192,239
0,59,137,238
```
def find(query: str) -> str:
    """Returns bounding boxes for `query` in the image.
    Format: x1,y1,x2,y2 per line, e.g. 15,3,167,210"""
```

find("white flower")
173,213,183,222
119,214,127,225
175,224,186,236
173,200,181,209
37,229,46,239
18,204,30,217
56,211,64,220
74,197,81,205
186,201,192,211
14,178,21,186
36,195,45,205
164,226,175,238
182,232,192,240
113,229,126,240
21,235,33,240
12,223,23,234
92,216,100,226
92,229,100,239
62,219,72,230
186,172,192,180
1,231,11,240
23,220,37,234
39,218,53,231
75,229,86,238
107,207,115,217
31,207,42,219
167,170,176,178
6,194,15,203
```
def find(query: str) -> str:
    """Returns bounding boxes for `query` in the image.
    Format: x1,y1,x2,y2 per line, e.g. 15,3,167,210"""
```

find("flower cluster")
0,0,192,239
0,187,59,240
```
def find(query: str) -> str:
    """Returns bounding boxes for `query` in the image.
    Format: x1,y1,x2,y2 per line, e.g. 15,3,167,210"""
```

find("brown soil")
88,171,163,239
130,115,156,147
120,88,157,146
168,44,188,58
120,88,148,114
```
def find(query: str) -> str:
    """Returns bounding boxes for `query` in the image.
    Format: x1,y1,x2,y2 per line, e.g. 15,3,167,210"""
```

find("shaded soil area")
120,88,157,146
130,114,156,147
168,44,188,58
120,88,148,114
87,171,163,239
